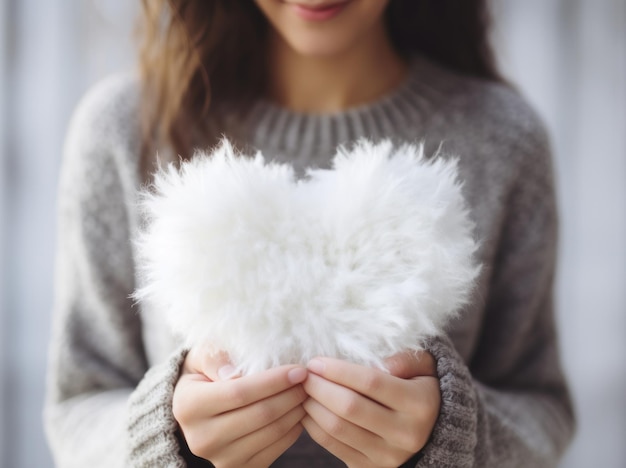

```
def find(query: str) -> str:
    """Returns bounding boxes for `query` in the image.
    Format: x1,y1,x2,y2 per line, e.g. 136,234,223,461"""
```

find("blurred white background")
0,0,624,467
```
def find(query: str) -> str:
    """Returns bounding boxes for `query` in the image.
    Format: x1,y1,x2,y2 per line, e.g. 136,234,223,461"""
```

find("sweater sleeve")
414,120,575,467
44,76,191,467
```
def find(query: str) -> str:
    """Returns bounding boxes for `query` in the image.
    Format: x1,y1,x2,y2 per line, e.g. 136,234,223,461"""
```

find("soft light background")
0,0,624,466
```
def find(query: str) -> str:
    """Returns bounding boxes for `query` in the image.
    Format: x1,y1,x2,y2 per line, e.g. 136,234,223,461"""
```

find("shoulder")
62,72,143,188
410,57,554,188
459,78,549,153
60,72,143,218
464,80,552,186
69,72,141,132
412,59,558,249
432,65,551,167
55,76,142,311
64,72,142,167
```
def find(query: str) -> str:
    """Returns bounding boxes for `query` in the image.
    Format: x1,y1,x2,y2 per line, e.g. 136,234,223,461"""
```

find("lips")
290,1,349,9
287,0,351,21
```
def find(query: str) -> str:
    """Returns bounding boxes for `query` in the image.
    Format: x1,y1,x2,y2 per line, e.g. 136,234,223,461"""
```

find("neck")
265,23,409,113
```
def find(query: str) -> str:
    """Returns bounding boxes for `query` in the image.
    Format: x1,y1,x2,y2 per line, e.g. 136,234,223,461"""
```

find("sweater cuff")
127,347,189,467
416,335,478,467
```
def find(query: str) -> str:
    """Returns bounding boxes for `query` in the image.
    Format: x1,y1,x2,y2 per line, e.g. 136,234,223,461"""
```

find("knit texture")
45,53,575,467
127,347,188,467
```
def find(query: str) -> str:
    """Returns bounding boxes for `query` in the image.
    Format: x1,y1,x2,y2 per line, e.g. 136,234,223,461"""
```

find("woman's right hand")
173,346,308,467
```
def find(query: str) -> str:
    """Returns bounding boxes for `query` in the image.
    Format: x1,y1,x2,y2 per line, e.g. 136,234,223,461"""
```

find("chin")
284,33,355,57
257,0,390,59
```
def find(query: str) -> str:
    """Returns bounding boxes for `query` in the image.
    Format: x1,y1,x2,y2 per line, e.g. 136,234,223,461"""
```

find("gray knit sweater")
45,53,575,467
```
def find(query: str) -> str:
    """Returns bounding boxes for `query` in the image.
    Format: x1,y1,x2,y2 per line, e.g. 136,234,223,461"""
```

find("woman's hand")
173,346,308,467
301,351,440,468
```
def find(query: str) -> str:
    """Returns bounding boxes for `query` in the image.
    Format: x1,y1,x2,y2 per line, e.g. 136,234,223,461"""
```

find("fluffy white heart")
134,137,480,375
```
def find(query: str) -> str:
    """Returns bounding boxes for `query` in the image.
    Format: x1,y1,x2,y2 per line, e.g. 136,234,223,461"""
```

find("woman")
45,0,575,466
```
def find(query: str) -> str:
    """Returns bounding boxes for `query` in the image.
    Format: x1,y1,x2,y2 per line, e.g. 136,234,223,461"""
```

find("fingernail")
307,359,325,374
288,367,307,384
218,365,238,380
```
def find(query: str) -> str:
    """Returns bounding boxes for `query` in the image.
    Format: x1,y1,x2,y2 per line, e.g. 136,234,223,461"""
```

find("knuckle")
224,385,247,407
256,402,278,425
362,372,382,393
340,394,360,418
326,414,346,438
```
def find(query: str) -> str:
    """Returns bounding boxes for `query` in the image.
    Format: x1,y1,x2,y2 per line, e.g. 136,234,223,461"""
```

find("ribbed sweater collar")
230,53,451,164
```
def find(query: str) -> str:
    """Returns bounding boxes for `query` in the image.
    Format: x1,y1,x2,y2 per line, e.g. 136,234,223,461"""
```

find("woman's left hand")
301,351,440,468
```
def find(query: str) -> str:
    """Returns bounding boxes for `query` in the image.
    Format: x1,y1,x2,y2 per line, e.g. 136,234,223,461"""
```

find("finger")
384,350,437,379
246,420,304,467
204,385,306,446
307,357,415,410
182,345,236,382
303,397,396,465
197,348,240,381
206,365,307,414
202,406,304,466
303,373,395,439
301,415,373,467
229,406,305,464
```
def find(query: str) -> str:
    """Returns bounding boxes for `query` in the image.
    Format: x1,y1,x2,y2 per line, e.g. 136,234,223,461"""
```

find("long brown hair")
137,0,502,167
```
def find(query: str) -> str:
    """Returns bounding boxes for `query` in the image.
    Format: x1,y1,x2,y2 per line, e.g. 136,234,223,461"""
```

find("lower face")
253,0,392,57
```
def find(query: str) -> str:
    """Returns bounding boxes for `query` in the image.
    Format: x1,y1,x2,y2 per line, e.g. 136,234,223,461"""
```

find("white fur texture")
134,138,480,374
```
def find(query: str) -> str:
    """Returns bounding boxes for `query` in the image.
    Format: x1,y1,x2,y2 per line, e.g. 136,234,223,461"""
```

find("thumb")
384,350,437,379
185,345,241,382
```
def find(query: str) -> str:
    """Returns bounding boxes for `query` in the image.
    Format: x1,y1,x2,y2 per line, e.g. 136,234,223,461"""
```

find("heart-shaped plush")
134,137,479,374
